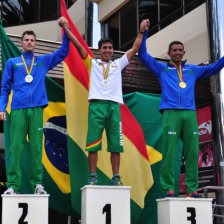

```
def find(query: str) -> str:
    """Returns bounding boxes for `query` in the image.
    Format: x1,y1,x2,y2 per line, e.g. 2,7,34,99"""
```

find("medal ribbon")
102,61,110,80
171,61,183,82
21,55,34,76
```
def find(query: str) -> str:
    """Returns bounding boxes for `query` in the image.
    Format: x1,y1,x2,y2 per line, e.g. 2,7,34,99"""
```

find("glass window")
120,0,137,51
1,0,76,27
103,12,119,50
2,0,40,26
160,0,182,19
159,0,183,30
20,0,39,24
160,10,183,30
2,0,22,26
40,0,58,22
184,0,205,14
139,0,158,36
66,0,76,8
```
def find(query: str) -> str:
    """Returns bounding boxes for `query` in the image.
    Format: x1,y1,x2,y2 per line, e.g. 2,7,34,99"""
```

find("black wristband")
138,31,145,35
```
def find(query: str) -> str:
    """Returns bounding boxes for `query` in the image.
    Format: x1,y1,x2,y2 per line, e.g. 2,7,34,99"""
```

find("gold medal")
170,61,187,89
179,81,186,88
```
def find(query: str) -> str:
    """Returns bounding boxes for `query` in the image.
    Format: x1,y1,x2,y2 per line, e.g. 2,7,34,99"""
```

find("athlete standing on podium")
59,17,149,186
138,20,224,198
0,18,70,195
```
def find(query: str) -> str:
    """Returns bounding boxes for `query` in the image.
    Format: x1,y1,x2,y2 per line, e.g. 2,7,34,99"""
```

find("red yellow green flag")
61,0,153,222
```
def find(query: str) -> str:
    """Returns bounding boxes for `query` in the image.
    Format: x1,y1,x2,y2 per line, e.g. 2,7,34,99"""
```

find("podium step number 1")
2,194,49,224
81,185,131,224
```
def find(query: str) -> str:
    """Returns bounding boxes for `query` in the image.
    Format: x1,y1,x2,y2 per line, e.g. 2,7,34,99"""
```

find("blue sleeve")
138,30,165,78
195,56,224,79
0,59,13,111
44,31,70,71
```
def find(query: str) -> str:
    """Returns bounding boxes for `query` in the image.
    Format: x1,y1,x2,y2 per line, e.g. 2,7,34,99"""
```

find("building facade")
1,0,207,66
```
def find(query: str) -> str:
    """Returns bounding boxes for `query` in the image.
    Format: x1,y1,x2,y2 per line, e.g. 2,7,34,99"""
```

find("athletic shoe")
34,184,47,194
165,190,176,197
88,173,98,185
186,191,202,198
111,174,123,186
4,188,17,195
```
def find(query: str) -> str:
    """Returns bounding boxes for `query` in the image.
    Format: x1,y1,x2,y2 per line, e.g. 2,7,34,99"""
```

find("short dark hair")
98,37,114,49
168,41,184,52
21,31,36,41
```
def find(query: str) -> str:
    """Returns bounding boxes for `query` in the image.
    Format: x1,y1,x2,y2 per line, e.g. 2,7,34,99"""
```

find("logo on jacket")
168,131,176,135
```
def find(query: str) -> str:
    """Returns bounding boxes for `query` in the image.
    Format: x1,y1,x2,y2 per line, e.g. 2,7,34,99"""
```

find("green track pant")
7,107,43,192
160,109,199,193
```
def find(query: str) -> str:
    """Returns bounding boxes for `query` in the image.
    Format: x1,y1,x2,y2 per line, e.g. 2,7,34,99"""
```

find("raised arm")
126,19,150,61
58,17,87,59
195,56,224,79
138,21,165,77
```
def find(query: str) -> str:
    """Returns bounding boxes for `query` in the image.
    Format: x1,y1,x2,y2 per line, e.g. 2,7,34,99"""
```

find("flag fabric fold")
61,0,153,222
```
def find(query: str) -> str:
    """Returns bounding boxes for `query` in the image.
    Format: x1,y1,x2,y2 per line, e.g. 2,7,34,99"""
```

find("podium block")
2,194,49,224
157,197,213,224
81,185,131,224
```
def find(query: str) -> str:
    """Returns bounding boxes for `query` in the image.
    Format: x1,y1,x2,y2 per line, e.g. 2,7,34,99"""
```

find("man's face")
21,34,36,53
98,42,113,62
168,44,185,64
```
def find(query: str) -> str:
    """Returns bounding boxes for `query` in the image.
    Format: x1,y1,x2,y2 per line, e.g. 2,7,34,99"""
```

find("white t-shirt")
82,54,129,104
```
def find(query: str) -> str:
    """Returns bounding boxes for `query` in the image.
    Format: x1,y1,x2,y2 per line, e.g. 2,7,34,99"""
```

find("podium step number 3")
157,197,213,224
2,194,49,224
81,185,131,224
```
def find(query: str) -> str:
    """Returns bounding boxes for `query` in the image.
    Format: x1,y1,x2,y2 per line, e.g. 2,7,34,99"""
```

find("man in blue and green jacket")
0,21,70,195
139,25,224,198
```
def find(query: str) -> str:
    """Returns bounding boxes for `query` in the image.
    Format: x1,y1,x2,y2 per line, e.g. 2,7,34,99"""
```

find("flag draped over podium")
61,0,154,222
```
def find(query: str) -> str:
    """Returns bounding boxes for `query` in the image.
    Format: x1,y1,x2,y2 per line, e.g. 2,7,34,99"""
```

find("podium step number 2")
2,194,49,224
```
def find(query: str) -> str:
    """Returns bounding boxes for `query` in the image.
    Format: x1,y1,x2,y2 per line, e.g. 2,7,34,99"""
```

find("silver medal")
102,79,110,87
25,75,33,83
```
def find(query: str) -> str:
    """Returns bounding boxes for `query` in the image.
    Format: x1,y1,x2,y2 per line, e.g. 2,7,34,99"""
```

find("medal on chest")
101,60,110,87
21,55,34,83
102,79,110,87
179,81,186,88
25,75,33,83
171,62,186,88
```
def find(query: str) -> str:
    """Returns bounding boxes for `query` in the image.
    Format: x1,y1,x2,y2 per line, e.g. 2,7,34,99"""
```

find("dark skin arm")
59,17,87,59
126,19,149,61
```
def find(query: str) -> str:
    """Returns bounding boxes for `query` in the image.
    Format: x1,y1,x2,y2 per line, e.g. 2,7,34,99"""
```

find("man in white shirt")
59,17,149,185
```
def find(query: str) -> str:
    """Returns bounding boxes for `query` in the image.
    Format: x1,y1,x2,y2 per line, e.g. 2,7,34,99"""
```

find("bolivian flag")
61,0,154,222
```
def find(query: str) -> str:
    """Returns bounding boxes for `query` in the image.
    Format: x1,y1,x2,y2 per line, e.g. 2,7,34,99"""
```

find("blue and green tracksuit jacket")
138,30,224,111
0,32,70,112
